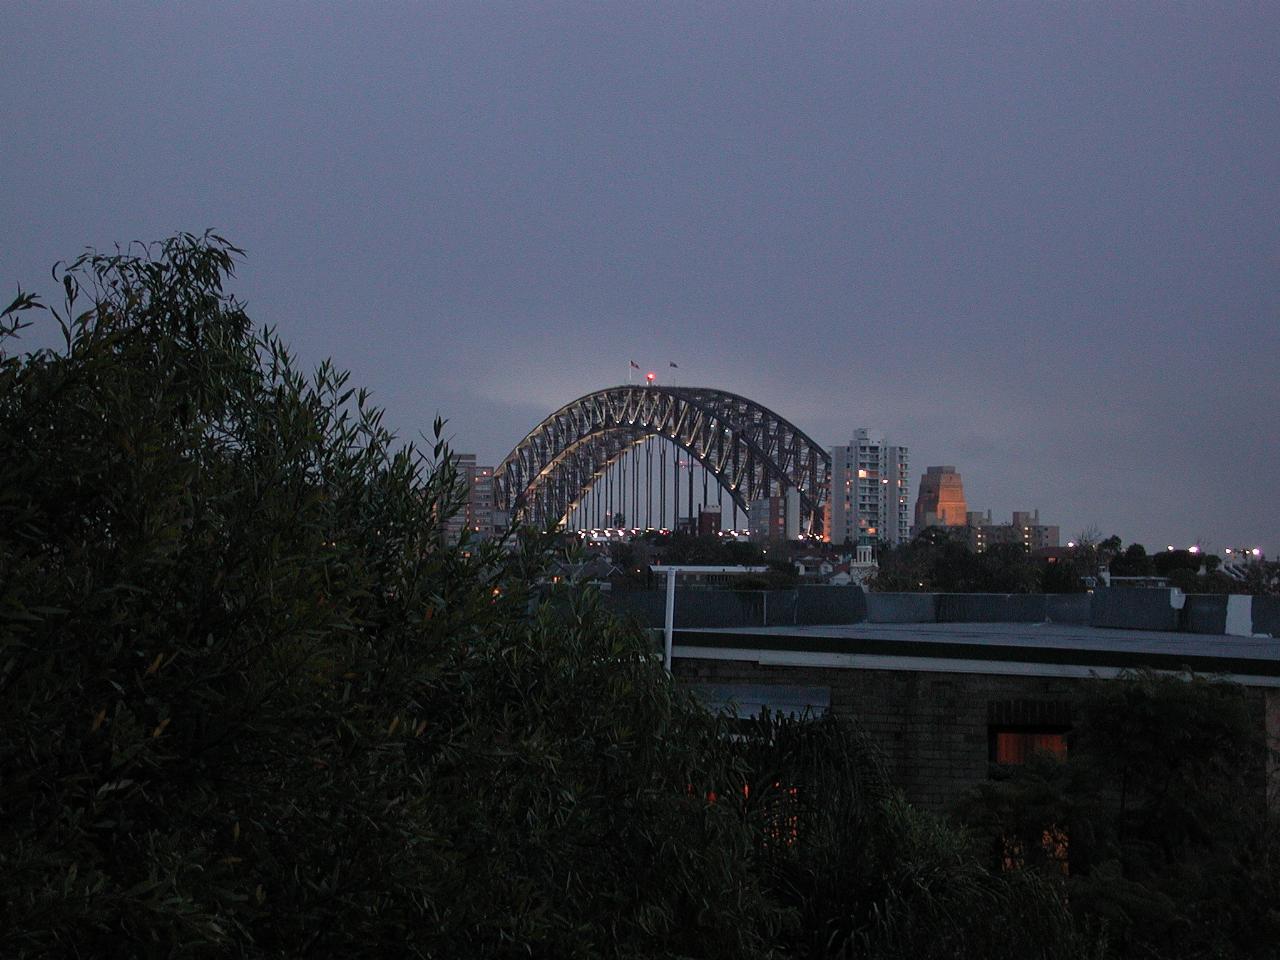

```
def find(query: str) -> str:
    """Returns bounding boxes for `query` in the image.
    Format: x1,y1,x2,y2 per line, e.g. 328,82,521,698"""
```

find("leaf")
96,779,135,797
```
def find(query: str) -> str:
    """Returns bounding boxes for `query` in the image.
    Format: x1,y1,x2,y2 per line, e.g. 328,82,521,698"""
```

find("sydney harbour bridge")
491,385,831,535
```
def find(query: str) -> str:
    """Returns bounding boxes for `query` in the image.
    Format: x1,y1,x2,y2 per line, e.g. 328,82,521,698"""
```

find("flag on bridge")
669,361,679,369
630,360,640,369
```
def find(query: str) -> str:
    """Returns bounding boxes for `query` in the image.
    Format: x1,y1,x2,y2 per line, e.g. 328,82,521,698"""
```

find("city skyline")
3,3,1276,552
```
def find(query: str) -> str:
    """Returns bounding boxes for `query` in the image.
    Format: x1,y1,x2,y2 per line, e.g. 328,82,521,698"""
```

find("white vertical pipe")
664,567,676,672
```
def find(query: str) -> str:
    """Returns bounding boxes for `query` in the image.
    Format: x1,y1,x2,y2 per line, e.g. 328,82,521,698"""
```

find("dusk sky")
4,2,1277,552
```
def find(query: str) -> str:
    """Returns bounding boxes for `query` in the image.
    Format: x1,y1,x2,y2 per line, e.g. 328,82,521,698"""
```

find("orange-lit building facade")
912,466,968,535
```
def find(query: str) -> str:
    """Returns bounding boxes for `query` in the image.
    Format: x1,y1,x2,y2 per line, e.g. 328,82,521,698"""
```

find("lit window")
991,725,1070,874
992,729,1066,765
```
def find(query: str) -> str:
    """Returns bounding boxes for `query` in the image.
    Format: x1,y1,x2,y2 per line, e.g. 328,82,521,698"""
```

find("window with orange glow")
992,729,1067,765
990,726,1070,874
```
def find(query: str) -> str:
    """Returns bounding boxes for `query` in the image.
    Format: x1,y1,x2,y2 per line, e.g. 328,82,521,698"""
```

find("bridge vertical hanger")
493,386,832,535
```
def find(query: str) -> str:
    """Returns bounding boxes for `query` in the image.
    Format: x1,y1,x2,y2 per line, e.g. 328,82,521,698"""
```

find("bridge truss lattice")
493,385,831,533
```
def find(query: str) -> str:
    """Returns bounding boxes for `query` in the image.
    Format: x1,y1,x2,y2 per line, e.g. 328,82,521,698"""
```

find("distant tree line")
869,529,1074,594
608,532,802,589
871,528,1278,595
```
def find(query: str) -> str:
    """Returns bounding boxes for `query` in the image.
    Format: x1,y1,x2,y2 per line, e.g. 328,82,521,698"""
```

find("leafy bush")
959,670,1280,959
870,535,1041,594
727,712,1102,960
2,233,1106,958
0,235,786,957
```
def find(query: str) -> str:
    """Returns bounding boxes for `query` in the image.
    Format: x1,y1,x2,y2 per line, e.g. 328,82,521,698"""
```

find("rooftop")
674,620,1280,687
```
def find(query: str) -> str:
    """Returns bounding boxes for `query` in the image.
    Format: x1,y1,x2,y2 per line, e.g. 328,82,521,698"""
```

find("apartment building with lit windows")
967,509,1059,553
825,429,910,549
445,453,499,543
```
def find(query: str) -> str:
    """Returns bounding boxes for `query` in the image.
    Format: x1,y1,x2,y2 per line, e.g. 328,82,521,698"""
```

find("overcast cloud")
3,2,1277,550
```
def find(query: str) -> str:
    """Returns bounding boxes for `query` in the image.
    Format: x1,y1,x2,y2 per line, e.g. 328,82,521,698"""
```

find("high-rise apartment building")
445,453,499,543
825,429,910,548
913,466,968,535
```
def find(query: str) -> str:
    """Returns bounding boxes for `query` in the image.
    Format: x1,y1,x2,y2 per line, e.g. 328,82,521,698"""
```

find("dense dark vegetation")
870,534,1050,593
962,671,1280,959
871,528,1279,595
0,235,1270,958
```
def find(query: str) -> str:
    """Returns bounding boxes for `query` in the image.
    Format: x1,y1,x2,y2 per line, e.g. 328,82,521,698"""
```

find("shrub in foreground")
1,235,1096,957
0,236,785,957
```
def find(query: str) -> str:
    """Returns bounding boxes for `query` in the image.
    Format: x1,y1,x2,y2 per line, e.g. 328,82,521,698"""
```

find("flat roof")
673,621,1280,686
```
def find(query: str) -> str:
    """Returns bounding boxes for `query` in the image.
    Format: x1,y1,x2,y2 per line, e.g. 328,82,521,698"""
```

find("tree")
728,712,1102,960
606,539,636,570
1151,549,1201,578
868,532,967,592
967,543,1040,594
870,534,1039,594
1241,560,1280,597
1041,559,1086,593
959,671,1280,958
656,531,765,569
1109,543,1154,578
1,234,1108,958
1098,536,1123,564
0,235,789,957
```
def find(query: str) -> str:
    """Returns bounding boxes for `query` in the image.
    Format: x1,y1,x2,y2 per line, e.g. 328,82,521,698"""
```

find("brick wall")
675,657,1276,813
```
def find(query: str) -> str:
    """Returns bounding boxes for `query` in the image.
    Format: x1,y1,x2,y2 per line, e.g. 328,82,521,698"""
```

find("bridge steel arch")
493,386,831,532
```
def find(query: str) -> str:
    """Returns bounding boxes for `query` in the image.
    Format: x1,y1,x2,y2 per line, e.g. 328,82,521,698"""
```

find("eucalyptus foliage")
729,712,1103,960
2,234,1099,958
961,671,1280,959
0,235,783,957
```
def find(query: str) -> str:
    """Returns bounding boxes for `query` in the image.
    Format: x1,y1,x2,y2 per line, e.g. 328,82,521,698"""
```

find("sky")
3,2,1277,552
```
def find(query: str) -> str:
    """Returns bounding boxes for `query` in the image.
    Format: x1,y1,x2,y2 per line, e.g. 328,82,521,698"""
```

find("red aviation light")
645,371,656,383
